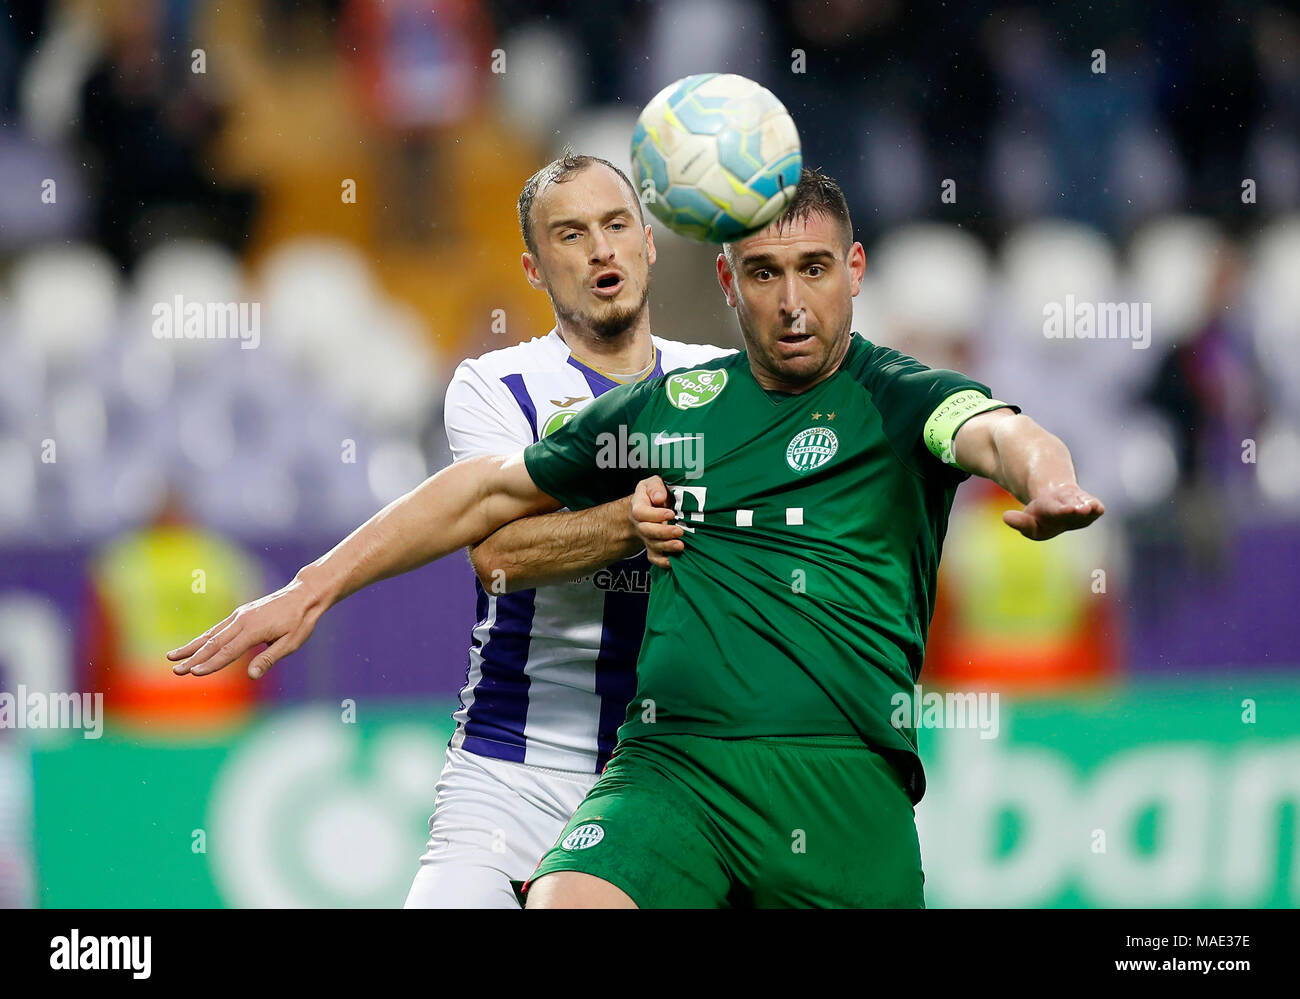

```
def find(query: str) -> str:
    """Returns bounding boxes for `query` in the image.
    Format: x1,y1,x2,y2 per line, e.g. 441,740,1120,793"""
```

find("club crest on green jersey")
666,368,728,409
561,823,605,850
786,426,839,472
540,409,578,438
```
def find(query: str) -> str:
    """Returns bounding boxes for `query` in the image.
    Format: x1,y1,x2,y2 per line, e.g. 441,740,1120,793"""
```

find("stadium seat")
1000,220,1118,347
0,438,37,537
1256,420,1300,507
558,109,643,199
315,302,438,435
129,241,247,371
257,237,377,374
991,222,1121,506
1127,216,1224,346
1113,410,1182,512
646,0,771,95
1250,215,1300,423
495,24,581,146
11,243,119,371
870,224,989,362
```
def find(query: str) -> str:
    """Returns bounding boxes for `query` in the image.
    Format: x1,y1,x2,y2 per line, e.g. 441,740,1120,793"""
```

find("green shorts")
524,733,925,908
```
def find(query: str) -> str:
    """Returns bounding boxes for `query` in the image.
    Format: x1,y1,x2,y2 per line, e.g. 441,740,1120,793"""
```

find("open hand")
1003,484,1105,541
166,575,324,679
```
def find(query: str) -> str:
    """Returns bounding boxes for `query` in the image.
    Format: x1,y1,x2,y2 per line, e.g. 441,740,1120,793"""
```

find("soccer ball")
630,73,802,243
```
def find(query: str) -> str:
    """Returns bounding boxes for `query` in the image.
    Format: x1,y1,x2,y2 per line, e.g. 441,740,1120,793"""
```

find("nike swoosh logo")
653,432,701,446
549,396,589,407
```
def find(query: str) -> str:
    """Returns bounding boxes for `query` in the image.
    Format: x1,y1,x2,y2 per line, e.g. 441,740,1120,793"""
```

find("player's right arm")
169,363,654,680
166,450,560,679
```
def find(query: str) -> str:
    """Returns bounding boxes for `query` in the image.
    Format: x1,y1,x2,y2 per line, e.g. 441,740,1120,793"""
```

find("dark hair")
723,167,854,263
517,149,644,257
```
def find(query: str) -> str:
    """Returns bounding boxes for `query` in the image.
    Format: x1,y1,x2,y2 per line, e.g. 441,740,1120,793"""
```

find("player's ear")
716,251,738,307
847,242,866,296
521,251,546,291
644,223,657,267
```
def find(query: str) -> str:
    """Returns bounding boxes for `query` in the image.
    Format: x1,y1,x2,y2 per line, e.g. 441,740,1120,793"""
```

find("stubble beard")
551,279,650,341
743,310,853,390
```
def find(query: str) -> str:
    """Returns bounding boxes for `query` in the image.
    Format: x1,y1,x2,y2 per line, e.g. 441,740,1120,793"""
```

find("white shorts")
403,745,599,908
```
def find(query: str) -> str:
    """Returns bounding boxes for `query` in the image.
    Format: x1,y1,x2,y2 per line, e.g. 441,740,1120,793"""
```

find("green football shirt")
522,333,1016,803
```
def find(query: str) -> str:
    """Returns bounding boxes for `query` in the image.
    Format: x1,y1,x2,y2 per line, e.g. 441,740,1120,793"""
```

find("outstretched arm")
467,497,644,593
951,409,1105,541
167,451,559,678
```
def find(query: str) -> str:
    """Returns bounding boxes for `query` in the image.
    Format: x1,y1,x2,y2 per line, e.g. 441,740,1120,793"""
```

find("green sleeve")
850,341,1018,481
523,377,659,510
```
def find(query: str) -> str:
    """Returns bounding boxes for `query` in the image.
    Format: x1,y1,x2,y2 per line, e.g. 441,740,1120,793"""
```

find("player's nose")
780,275,804,317
588,229,615,263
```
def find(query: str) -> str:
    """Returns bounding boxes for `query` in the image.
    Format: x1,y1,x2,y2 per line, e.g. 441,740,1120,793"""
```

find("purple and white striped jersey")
444,328,736,772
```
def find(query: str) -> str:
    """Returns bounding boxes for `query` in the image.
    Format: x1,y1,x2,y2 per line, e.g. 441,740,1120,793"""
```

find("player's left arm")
468,497,644,592
952,408,1105,541
445,359,644,593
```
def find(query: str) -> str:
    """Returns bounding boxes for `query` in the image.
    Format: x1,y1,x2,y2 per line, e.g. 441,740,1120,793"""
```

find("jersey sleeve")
855,342,1018,482
678,342,740,366
443,359,536,464
523,377,659,510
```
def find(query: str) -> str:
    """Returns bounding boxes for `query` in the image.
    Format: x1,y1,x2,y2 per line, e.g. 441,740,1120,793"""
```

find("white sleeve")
678,341,739,365
697,343,740,362
442,359,535,464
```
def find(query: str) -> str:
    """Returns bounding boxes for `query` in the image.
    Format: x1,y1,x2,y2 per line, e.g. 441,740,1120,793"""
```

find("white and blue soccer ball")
630,73,802,243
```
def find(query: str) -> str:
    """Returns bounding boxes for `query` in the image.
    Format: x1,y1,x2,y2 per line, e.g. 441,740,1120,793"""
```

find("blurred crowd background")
1,0,1297,909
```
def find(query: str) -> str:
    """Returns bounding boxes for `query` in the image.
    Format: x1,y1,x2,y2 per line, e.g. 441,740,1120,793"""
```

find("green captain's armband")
923,390,1012,470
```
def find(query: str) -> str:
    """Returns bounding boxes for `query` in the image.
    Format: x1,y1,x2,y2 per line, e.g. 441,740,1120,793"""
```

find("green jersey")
522,333,1015,803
